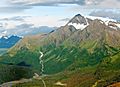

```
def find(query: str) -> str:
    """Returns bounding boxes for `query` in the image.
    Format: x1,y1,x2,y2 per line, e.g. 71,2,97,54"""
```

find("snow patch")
68,22,89,30
86,16,116,22
3,36,8,39
86,16,116,25
115,24,120,28
100,20,104,24
86,16,120,30
68,16,89,30
109,26,118,30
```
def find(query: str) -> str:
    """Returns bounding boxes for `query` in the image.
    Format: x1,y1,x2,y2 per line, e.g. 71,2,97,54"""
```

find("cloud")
0,16,55,36
0,0,85,13
9,0,120,8
85,0,120,8
0,15,66,30
0,6,31,13
0,0,119,14
0,16,32,29
98,0,120,8
85,0,103,5
89,9,120,21
9,0,85,6
0,16,30,21
59,18,70,22
0,23,54,36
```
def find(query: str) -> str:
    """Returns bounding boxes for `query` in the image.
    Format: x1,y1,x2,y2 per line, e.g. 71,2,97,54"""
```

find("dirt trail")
0,79,32,87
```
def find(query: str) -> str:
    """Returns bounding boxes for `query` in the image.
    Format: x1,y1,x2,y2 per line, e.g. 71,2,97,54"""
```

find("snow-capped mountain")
86,16,120,30
0,35,22,48
68,14,89,30
67,14,120,30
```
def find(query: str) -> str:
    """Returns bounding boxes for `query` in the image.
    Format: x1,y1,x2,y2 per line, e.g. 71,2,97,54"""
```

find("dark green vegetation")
2,47,41,72
0,14,120,86
0,64,34,84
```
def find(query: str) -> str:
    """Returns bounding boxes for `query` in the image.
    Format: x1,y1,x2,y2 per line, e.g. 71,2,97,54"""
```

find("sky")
0,0,120,36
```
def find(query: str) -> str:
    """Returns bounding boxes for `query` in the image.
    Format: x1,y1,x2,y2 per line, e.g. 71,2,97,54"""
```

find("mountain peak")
67,14,89,30
75,14,82,17
69,14,86,23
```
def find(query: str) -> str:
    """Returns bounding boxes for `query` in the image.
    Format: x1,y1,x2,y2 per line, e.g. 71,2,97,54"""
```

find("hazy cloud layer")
0,6,31,13
0,0,119,13
89,9,120,21
9,0,120,8
0,15,65,36
5,24,54,36
0,16,30,21
59,18,70,22
10,0,85,6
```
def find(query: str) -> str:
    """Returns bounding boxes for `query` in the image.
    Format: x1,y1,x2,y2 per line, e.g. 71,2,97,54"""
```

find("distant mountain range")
0,35,22,48
0,14,120,87
0,25,55,48
0,25,55,37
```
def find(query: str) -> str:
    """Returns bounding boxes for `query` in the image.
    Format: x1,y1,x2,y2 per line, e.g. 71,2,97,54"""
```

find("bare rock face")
68,14,88,25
